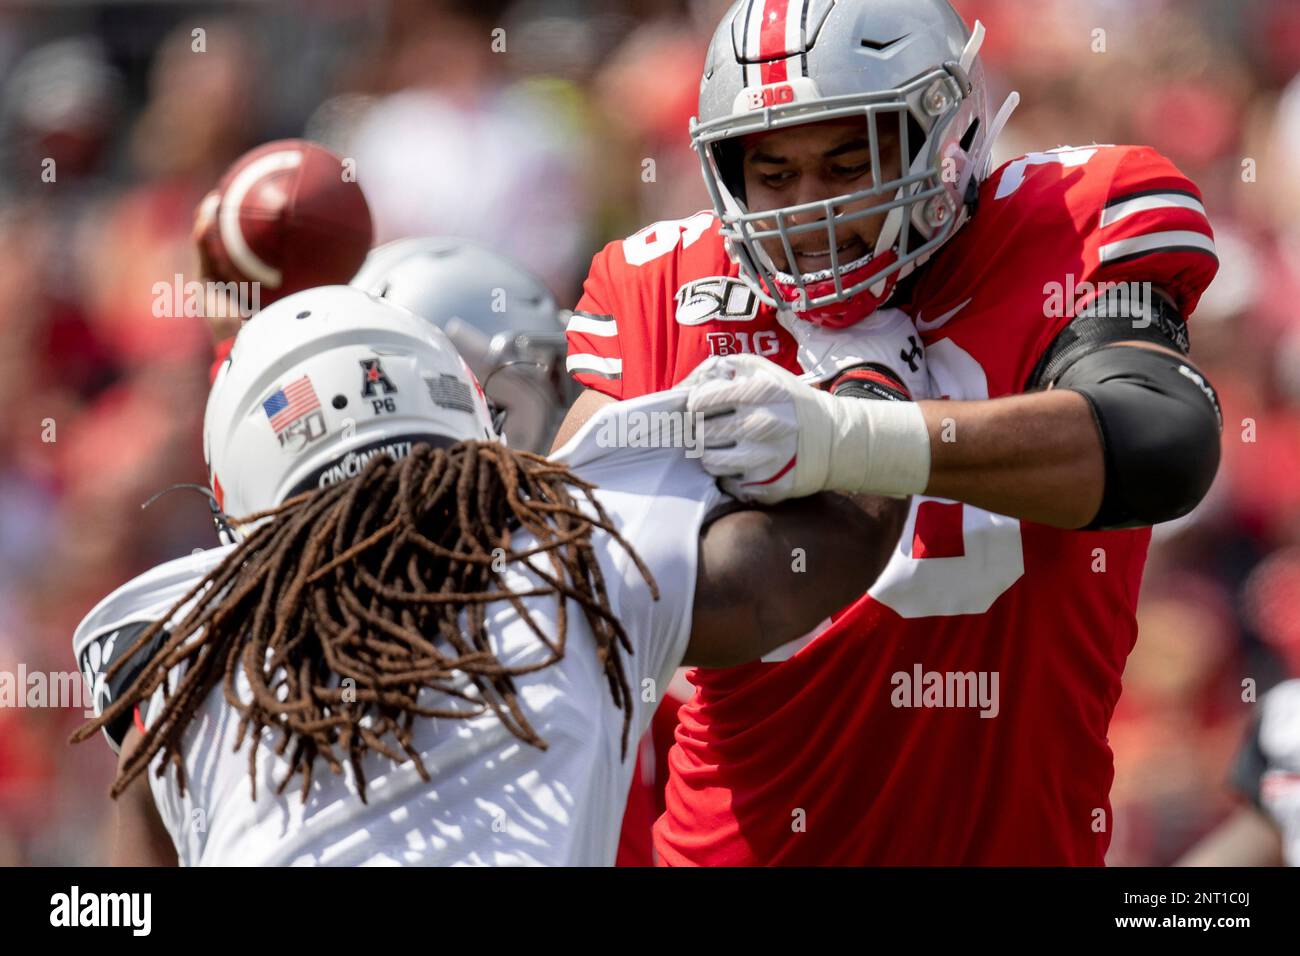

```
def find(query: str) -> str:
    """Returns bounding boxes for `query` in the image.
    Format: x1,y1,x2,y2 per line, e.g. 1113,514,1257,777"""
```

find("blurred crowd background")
0,0,1297,865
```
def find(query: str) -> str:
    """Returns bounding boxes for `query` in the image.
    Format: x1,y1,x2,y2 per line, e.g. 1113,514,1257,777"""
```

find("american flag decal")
262,375,322,435
427,374,474,413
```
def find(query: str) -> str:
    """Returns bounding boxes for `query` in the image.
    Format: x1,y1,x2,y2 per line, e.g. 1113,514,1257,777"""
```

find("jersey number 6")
622,212,715,266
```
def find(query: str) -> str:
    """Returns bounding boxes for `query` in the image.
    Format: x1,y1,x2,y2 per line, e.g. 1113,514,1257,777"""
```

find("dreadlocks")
71,441,657,804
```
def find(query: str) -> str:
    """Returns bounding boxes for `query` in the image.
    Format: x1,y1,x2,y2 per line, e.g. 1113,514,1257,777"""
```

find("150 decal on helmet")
263,374,328,452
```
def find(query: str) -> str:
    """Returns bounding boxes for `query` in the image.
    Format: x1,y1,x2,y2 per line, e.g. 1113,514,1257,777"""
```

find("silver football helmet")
351,237,577,452
691,0,1019,328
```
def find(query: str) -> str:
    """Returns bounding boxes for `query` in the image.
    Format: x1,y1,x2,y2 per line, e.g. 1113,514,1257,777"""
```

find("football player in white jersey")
1176,678,1300,867
71,284,924,866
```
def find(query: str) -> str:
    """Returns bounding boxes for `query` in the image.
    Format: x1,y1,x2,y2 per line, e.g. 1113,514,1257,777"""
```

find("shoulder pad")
73,545,236,752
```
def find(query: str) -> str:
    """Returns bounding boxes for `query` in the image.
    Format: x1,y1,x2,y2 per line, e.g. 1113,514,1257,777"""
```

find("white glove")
778,306,935,399
684,354,932,505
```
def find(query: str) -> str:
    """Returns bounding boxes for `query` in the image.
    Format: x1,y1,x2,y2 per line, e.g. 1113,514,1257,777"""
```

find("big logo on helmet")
748,83,795,110
732,78,820,114
743,84,795,111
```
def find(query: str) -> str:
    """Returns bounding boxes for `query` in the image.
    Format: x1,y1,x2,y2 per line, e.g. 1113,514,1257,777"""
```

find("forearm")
550,387,615,452
1174,806,1284,867
687,315,1219,532
920,389,1104,529
686,492,906,668
112,726,178,866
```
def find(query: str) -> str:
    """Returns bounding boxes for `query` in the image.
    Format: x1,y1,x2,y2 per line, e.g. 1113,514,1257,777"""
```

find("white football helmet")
204,285,497,522
691,0,1019,329
351,237,576,452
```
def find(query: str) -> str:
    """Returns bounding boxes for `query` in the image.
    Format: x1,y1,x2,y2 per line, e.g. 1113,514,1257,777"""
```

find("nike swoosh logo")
915,297,972,332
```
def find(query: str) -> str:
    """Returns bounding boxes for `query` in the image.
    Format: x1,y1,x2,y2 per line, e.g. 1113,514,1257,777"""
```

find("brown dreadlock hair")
71,440,657,803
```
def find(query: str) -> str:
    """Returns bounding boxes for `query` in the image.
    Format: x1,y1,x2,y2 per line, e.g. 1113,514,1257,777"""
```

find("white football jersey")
73,390,725,866
1234,678,1300,866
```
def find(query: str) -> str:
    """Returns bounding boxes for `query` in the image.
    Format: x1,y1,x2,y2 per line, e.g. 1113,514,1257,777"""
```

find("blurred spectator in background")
347,0,596,299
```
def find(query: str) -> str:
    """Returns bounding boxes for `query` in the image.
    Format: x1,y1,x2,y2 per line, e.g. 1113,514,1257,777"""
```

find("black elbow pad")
1057,346,1222,530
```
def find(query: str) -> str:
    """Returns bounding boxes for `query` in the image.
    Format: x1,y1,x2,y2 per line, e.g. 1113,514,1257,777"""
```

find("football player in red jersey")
558,0,1223,865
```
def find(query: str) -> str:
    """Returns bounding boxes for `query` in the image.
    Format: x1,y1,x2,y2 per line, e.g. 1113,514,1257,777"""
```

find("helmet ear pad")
714,138,748,206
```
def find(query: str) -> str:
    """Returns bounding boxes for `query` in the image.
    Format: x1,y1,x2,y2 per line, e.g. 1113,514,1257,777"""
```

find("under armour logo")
900,336,923,374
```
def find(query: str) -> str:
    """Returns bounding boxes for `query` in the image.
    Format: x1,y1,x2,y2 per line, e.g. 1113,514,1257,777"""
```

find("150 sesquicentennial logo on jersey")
674,276,759,326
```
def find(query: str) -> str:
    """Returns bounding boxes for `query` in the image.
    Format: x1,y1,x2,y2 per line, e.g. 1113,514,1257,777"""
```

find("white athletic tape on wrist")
822,393,931,497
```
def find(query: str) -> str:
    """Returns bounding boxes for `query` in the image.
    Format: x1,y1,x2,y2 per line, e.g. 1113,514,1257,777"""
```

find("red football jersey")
614,690,688,866
566,145,1219,865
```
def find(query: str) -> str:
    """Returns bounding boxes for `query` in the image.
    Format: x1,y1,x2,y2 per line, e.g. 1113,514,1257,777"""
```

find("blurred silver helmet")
691,0,1018,328
351,237,576,452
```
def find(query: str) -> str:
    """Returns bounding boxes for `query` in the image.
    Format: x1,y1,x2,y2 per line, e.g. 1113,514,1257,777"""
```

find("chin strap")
482,359,550,439
141,483,238,547
954,19,1020,205
959,90,1020,202
960,20,986,73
